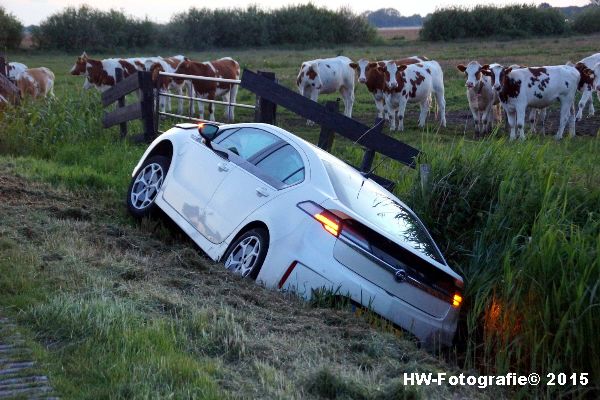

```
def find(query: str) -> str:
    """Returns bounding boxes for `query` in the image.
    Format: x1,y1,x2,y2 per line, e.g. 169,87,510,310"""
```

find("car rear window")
323,159,444,264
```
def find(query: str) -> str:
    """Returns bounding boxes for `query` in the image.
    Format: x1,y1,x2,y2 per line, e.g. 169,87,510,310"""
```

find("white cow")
574,53,600,120
297,56,355,124
456,61,501,135
7,62,28,81
380,60,446,131
483,65,579,140
147,56,188,115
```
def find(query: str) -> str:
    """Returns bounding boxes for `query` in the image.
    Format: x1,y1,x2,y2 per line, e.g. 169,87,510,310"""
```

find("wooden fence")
0,53,21,106
102,67,421,186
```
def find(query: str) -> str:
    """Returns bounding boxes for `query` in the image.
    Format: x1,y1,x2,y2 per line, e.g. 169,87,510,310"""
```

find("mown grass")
1,36,600,397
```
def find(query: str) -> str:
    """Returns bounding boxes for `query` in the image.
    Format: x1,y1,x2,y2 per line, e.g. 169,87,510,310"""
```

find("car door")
164,127,283,241
203,142,307,244
161,131,232,235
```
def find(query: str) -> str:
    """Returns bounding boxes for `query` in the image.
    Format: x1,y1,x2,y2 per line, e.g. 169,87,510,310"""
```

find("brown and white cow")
15,67,55,99
148,56,188,114
380,60,446,131
456,61,502,135
482,64,579,140
574,53,600,120
70,52,137,92
297,56,355,124
350,56,425,120
173,57,240,122
7,62,28,81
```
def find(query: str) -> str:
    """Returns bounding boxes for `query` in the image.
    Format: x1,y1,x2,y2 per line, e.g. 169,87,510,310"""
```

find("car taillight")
297,201,342,237
452,293,463,308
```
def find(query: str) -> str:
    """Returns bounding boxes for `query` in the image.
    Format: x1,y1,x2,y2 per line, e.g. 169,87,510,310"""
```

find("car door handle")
256,187,270,197
217,162,230,172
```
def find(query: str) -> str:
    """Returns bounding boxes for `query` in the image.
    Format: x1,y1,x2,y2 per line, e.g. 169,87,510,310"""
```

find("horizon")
1,0,590,27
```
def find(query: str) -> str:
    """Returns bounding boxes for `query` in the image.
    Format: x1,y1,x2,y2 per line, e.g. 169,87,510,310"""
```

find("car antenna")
352,118,385,147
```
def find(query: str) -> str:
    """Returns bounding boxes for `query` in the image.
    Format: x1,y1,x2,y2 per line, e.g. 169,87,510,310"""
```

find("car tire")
126,155,170,219
223,228,269,280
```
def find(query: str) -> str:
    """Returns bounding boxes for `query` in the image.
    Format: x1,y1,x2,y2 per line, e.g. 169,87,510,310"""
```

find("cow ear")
368,62,378,68
481,69,492,76
481,64,489,70
349,62,358,69
398,65,408,72
505,67,513,75
456,64,466,72
377,66,386,72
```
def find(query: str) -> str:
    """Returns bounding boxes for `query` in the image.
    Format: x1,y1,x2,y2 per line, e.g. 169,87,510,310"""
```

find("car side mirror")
198,123,220,146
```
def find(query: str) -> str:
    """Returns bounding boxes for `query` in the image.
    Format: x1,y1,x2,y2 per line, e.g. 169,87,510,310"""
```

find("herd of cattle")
3,51,600,140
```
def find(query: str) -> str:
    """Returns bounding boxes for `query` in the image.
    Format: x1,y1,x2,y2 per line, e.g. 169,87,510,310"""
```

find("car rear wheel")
127,155,170,218
223,228,269,280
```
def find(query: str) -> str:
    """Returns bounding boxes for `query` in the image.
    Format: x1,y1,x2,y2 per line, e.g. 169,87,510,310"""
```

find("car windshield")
323,160,444,264
214,127,281,160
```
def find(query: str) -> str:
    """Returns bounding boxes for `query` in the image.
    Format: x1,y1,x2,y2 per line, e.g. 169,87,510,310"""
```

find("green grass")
1,35,600,398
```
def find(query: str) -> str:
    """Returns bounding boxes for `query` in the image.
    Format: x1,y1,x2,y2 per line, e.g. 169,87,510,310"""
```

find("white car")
127,122,464,347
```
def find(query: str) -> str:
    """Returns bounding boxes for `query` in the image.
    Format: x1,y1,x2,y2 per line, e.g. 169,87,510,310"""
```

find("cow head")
297,63,323,91
350,59,378,84
379,61,407,90
70,51,89,76
481,64,506,91
457,61,488,89
574,62,596,91
150,62,170,90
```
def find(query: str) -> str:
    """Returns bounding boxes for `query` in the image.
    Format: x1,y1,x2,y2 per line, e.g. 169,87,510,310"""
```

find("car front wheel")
127,155,170,218
223,228,269,280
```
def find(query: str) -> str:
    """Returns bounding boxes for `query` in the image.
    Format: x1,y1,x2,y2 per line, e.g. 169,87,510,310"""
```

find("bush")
421,5,567,41
0,6,23,49
36,6,158,51
35,4,375,51
572,7,600,34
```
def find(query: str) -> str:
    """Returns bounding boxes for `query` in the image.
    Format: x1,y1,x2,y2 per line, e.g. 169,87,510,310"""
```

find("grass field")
1,34,599,398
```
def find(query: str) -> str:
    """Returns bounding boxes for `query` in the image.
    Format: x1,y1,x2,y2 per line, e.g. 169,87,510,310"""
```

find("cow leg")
540,108,547,135
339,87,355,118
374,91,385,119
568,103,576,138
555,100,572,140
228,84,239,122
208,93,216,121
306,88,317,126
576,88,592,121
434,89,446,127
506,108,517,141
470,107,480,135
418,97,430,128
385,94,396,131
397,98,408,132
516,107,526,141
483,102,494,133
176,85,184,114
528,109,538,134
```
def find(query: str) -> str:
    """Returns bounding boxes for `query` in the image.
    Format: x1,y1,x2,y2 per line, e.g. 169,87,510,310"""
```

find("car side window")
213,128,281,160
255,145,305,185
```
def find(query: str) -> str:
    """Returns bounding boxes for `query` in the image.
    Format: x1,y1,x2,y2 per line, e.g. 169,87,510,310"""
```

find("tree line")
2,4,600,51
420,4,600,41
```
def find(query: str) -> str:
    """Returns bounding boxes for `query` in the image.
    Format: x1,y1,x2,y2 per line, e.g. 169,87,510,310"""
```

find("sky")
1,0,591,26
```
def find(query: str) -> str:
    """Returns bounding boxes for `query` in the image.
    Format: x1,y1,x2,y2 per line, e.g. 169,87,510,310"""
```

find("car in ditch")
127,122,464,347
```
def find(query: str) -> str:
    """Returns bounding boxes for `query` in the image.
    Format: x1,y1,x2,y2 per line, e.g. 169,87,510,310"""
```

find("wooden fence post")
359,117,384,173
139,71,156,142
318,100,339,151
115,68,128,138
0,53,7,78
255,71,276,124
